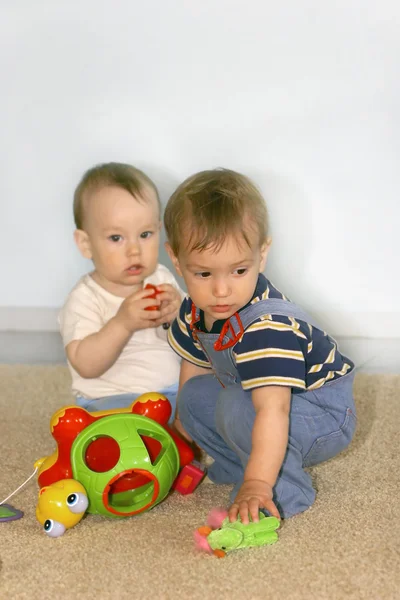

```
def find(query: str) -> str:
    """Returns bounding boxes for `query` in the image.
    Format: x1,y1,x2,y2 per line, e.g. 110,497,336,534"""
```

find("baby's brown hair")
73,162,160,230
164,168,269,256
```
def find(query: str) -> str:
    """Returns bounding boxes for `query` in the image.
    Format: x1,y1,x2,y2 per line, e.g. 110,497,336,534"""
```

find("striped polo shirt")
168,274,354,393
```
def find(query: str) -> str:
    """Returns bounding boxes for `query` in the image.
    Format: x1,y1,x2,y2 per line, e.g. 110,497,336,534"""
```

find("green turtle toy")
194,508,280,557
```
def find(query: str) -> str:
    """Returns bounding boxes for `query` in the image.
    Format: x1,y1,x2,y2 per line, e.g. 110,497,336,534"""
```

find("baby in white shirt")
59,162,184,415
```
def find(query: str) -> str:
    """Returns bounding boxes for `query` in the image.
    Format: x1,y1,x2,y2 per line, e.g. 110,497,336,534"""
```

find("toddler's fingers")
140,309,162,324
156,286,181,301
154,283,174,292
159,308,177,323
248,498,261,522
238,502,251,525
155,290,175,304
262,499,281,520
228,503,240,523
130,288,159,301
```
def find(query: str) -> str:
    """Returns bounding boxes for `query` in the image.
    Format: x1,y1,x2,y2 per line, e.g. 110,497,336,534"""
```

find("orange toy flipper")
198,526,212,536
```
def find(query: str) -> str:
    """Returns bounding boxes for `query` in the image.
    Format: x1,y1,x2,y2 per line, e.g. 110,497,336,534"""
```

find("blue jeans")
178,371,356,518
76,382,179,424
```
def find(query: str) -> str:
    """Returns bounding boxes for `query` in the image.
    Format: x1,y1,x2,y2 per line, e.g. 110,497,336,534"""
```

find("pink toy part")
194,509,230,558
207,507,228,529
194,528,213,553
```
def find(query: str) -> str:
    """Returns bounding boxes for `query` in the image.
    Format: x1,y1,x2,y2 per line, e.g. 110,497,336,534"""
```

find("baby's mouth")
126,264,143,274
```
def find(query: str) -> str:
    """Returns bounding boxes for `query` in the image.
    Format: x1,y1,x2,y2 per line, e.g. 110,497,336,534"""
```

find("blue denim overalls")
178,298,357,518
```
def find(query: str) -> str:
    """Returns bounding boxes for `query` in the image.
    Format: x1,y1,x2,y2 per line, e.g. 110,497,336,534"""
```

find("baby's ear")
164,242,183,277
74,229,92,259
259,237,272,271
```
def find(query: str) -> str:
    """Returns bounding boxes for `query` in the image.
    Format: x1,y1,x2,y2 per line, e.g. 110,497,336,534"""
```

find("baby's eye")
195,272,211,278
109,234,122,242
233,268,248,276
140,231,153,239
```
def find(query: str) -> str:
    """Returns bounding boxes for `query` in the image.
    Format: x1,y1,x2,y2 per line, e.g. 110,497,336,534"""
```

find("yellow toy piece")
36,479,89,537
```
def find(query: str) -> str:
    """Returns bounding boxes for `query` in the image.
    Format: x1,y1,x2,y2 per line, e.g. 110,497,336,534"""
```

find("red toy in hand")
144,284,161,311
145,283,170,329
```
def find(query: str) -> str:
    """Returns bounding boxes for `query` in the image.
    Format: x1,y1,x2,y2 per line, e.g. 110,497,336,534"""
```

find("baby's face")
170,234,269,330
80,185,160,296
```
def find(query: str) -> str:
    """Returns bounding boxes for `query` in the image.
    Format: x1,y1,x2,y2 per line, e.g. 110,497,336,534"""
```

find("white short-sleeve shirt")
59,264,184,399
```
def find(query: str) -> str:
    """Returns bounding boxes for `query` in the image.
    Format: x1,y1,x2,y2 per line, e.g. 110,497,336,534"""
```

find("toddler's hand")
228,479,280,525
154,284,182,327
114,288,162,333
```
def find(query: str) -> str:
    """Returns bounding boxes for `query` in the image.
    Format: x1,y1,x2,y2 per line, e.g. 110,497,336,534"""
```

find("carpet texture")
0,366,399,600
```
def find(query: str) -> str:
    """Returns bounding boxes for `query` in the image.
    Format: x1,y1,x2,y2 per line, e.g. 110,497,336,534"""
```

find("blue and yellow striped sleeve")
233,315,307,391
167,297,211,368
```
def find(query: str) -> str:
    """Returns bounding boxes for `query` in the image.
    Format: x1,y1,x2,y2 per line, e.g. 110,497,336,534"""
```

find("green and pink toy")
195,509,280,557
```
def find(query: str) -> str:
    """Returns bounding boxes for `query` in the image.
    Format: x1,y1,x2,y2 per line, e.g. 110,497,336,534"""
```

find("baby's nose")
213,278,230,297
127,242,140,256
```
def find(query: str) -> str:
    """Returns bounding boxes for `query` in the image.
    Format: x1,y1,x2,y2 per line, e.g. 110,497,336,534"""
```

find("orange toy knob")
132,392,171,425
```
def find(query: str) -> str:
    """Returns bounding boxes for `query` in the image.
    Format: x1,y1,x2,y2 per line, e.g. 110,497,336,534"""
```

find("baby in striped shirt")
164,168,356,522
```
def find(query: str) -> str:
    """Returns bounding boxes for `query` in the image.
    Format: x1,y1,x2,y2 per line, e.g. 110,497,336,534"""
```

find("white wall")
1,0,399,340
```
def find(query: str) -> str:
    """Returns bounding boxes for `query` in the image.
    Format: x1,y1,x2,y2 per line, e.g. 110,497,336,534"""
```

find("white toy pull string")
0,467,38,505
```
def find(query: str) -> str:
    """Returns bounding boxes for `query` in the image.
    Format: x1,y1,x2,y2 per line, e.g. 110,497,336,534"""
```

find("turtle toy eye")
66,492,89,514
67,493,78,506
43,519,66,538
221,546,227,550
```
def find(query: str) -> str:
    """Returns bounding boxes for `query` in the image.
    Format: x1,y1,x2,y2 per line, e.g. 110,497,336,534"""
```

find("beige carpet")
0,366,399,600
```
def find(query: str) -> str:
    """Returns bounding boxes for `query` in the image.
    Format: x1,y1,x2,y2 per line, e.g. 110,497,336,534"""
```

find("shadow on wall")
139,163,186,289
247,169,364,338
245,168,312,299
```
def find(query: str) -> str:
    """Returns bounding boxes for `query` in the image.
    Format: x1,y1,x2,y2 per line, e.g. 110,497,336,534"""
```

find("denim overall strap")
196,299,323,387
238,298,323,332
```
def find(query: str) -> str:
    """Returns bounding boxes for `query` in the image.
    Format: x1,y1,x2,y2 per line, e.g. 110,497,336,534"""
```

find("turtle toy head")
36,479,88,537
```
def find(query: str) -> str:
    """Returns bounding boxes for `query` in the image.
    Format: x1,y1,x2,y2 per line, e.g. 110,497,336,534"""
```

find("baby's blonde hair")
164,168,269,256
73,162,160,230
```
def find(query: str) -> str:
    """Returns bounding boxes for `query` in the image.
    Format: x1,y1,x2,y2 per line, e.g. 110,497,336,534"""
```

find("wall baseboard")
1,307,400,338
0,331,66,364
0,307,60,332
0,331,398,373
335,337,399,374
0,307,399,373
